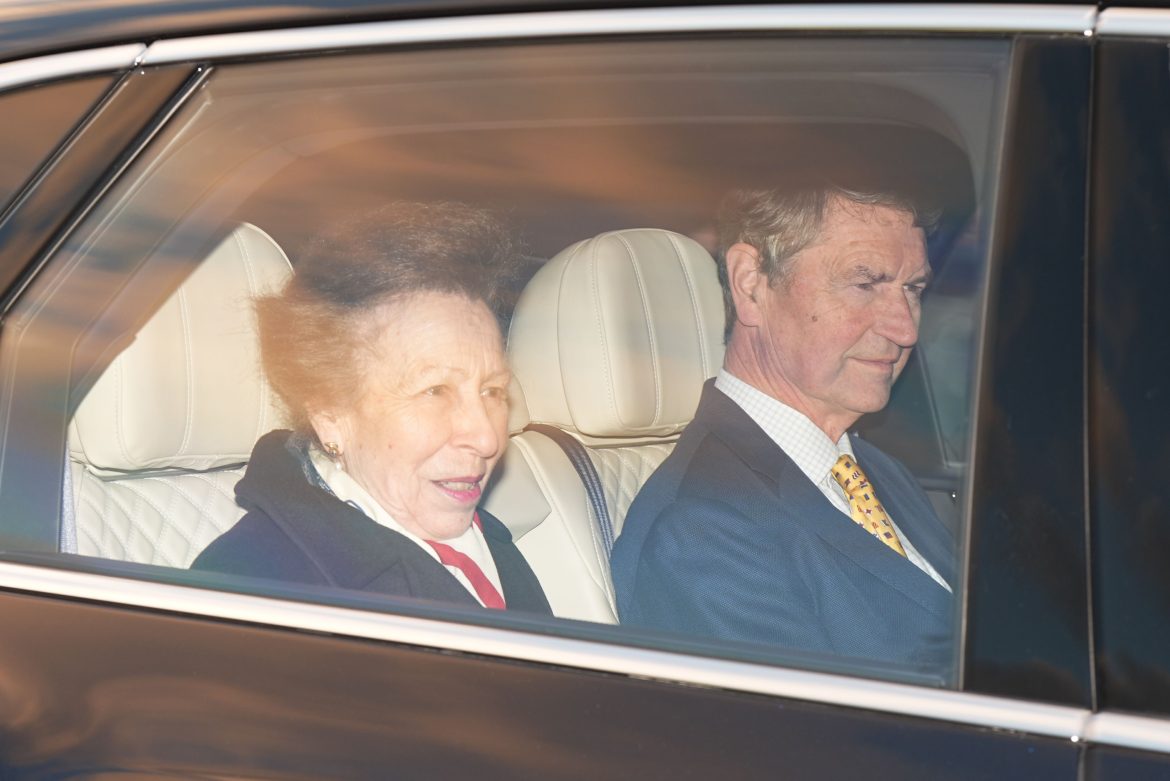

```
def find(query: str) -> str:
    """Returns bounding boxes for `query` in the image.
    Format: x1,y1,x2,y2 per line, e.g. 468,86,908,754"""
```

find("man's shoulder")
635,408,754,506
613,407,774,569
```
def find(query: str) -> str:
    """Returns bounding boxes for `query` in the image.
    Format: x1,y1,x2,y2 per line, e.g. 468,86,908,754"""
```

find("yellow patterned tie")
831,454,907,557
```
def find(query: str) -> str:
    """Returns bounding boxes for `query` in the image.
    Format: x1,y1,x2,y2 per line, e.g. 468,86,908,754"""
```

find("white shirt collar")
715,369,853,488
307,448,504,602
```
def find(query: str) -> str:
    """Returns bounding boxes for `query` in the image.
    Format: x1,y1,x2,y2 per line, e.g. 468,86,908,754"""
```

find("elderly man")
610,186,955,671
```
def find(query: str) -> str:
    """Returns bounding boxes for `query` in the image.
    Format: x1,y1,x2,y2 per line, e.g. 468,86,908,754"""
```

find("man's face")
748,197,929,439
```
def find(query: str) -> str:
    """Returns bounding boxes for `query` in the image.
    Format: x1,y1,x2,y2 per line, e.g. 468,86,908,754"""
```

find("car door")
0,3,1158,777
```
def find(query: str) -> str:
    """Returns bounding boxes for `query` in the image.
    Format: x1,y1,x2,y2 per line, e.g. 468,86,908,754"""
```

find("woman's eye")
482,386,508,401
423,385,447,397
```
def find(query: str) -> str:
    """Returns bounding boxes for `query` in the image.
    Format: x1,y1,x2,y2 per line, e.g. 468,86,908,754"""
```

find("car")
0,0,1167,776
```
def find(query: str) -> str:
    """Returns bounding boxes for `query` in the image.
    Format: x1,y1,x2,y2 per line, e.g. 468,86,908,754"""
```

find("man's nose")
876,289,920,348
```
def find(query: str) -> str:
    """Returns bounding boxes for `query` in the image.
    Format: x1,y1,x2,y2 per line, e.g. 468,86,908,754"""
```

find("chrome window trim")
139,4,1097,66
1097,8,1170,37
1085,712,1170,755
3,560,1161,752
0,44,144,92
0,6,1099,94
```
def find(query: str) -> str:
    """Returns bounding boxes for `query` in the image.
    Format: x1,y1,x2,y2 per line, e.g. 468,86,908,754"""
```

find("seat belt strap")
525,424,615,556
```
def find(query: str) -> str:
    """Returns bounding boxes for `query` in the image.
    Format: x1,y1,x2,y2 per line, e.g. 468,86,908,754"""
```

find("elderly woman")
192,203,550,615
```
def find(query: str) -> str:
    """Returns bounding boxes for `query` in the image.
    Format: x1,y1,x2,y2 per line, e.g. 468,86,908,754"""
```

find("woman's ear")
725,242,766,328
308,408,347,455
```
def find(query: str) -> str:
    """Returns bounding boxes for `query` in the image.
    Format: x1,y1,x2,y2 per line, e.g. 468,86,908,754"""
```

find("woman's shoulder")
190,508,327,585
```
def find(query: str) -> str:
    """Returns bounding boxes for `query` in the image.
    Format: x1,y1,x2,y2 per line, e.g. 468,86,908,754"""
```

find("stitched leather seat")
67,223,292,566
482,228,724,622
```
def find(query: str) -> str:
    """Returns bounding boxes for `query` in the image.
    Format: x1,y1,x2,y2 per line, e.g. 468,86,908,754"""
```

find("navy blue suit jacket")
193,431,551,615
611,382,956,671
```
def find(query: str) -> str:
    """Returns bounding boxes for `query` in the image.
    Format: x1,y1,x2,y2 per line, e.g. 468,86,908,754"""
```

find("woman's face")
311,291,511,541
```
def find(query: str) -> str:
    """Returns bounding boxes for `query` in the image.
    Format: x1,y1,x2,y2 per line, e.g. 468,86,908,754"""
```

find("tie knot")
831,454,869,498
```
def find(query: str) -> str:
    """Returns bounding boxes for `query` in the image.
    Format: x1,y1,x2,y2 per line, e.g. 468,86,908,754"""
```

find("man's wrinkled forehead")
803,196,928,264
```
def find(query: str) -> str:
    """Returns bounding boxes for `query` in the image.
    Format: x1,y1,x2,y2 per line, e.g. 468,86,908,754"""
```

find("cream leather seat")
67,223,292,566
482,228,724,623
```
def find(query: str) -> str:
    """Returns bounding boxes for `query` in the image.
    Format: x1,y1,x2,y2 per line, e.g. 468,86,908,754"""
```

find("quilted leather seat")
482,228,724,623
67,223,292,566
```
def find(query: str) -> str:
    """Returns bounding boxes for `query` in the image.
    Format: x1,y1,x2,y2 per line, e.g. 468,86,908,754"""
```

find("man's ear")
725,242,766,328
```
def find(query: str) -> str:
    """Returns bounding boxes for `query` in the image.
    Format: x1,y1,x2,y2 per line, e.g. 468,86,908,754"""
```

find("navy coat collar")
234,431,549,613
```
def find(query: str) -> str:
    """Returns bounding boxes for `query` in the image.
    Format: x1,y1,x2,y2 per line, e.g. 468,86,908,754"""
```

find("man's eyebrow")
850,265,892,283
847,264,933,286
909,266,934,286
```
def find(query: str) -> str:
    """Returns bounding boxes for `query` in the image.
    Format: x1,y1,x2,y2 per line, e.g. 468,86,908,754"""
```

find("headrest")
69,223,293,473
508,228,724,438
506,375,531,435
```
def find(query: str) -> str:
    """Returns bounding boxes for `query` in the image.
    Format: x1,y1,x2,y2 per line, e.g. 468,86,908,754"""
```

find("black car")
0,0,1167,776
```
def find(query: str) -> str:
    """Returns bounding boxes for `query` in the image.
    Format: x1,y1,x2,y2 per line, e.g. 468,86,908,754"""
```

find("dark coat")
610,381,955,672
192,431,551,615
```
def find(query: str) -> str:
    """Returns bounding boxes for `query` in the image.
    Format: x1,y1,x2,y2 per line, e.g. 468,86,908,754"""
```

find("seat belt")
525,423,615,556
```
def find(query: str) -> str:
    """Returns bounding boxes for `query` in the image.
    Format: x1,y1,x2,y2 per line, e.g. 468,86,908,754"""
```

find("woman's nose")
453,396,503,457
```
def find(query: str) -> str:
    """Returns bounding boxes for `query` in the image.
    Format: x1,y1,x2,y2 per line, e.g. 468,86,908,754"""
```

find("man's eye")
856,282,875,292
906,284,927,298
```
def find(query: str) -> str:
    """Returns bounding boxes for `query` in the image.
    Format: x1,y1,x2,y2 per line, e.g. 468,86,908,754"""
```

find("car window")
0,35,1010,687
0,75,113,214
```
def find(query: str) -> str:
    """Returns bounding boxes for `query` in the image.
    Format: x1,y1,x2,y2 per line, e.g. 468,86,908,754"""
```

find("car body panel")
0,587,1082,778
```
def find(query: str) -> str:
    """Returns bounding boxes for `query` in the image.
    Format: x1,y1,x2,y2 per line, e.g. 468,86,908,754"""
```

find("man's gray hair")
715,185,937,341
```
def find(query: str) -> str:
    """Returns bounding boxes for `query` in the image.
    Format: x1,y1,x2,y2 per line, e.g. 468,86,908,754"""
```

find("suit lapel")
699,386,951,622
852,438,957,589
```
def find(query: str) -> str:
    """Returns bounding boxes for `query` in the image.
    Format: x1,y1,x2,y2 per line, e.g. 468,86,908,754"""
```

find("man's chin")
847,388,894,416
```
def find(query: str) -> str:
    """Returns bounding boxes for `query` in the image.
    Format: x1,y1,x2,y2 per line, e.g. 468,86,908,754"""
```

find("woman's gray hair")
715,185,937,341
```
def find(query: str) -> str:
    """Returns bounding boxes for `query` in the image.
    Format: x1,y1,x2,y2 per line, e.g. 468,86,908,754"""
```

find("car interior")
66,223,292,568
63,216,725,623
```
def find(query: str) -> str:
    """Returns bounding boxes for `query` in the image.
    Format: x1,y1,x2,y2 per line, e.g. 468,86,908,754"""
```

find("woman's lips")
434,477,484,503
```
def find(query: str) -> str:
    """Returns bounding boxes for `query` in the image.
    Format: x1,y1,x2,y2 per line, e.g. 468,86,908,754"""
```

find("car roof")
0,0,571,63
0,0,1143,66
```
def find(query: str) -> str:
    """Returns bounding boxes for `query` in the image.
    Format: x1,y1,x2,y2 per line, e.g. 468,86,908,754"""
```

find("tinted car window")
0,76,112,213
0,36,1010,686
1091,37,1170,719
